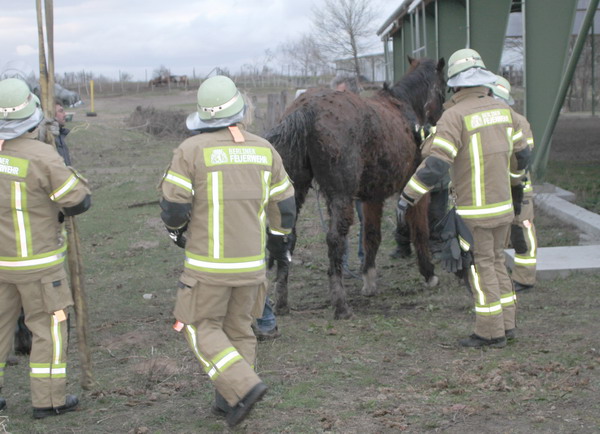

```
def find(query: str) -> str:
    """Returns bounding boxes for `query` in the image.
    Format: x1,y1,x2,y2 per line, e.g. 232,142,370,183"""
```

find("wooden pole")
87,79,96,116
37,0,95,390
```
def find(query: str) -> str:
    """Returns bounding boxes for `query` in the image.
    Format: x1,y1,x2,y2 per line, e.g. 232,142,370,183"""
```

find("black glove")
435,207,470,274
511,184,524,215
396,198,410,226
439,237,462,273
58,211,65,223
167,224,187,248
267,230,292,263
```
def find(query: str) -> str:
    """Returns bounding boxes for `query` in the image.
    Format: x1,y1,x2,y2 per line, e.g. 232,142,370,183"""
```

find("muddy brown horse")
266,57,446,319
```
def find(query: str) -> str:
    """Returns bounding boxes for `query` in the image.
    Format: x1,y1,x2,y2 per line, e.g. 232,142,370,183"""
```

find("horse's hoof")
361,268,379,296
426,275,439,288
274,304,290,316
334,307,354,320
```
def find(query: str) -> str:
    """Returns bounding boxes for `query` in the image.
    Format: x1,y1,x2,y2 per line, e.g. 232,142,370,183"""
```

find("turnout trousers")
0,272,71,408
173,277,263,407
510,192,537,286
464,223,517,340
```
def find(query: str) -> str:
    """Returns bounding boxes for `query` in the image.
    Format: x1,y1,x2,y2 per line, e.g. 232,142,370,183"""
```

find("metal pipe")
422,1,428,57
410,11,415,55
532,0,600,179
592,13,596,116
435,0,439,60
466,0,471,47
522,0,528,116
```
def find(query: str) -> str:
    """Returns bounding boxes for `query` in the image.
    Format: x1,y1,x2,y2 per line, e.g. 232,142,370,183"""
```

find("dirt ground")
2,89,599,433
550,113,600,162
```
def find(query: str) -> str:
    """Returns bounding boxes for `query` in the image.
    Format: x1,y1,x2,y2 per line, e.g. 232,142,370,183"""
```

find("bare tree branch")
311,0,378,77
278,34,329,78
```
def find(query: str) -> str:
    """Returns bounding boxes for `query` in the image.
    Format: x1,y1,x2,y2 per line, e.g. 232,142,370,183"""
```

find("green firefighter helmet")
486,75,515,105
447,48,486,79
0,78,38,120
196,75,245,121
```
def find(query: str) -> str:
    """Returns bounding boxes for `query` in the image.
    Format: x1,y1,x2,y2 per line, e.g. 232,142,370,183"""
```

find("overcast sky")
0,0,398,81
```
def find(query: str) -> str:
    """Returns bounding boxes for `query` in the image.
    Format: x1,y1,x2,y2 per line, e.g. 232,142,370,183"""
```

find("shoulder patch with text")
0,155,29,177
203,146,272,167
464,109,512,131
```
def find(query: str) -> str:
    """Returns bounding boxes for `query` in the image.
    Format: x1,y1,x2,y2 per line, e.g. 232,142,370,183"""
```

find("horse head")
422,57,446,126
388,57,447,127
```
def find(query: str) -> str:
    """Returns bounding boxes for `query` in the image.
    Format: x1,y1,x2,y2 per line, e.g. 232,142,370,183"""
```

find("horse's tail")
265,104,315,180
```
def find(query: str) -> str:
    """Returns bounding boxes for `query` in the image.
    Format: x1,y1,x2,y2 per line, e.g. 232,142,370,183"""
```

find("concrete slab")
534,193,600,239
534,183,577,202
505,245,600,280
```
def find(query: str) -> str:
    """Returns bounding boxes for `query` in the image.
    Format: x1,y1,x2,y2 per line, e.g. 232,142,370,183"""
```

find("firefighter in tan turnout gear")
160,75,295,427
485,75,537,292
0,78,91,417
397,49,530,348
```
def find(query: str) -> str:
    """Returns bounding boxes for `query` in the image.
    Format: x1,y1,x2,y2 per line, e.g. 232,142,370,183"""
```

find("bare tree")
153,65,170,80
278,34,329,79
311,0,378,78
119,71,133,82
503,37,524,65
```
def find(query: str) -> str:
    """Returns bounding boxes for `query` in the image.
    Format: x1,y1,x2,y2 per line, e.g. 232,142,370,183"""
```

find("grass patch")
544,161,600,213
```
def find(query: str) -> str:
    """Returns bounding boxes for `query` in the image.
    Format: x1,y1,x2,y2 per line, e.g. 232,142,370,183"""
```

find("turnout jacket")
160,126,294,286
402,86,529,228
0,130,91,280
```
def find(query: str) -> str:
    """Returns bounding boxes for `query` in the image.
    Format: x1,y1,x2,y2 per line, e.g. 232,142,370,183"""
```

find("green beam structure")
524,0,577,180
387,0,512,84
379,0,596,180
530,0,600,179
436,0,468,65
468,0,512,74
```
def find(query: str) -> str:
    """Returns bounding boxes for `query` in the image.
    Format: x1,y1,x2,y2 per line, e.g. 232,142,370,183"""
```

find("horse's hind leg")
360,200,383,296
326,197,354,319
408,196,439,287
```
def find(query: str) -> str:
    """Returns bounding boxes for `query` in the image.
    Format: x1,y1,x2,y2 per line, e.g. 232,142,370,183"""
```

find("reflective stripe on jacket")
402,86,528,227
0,131,90,276
160,126,294,286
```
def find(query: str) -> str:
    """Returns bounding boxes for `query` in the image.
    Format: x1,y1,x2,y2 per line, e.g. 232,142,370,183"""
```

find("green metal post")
592,16,596,116
532,0,600,179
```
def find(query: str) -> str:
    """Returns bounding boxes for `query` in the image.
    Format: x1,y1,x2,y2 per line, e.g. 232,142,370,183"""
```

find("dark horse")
265,57,446,319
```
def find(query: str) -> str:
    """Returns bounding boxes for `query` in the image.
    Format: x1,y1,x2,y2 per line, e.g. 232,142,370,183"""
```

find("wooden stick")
37,0,95,390
65,216,94,390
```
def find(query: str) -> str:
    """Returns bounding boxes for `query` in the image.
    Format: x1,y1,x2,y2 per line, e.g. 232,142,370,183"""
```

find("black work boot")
253,325,281,341
0,397,6,411
226,382,268,428
33,394,78,419
505,329,517,340
211,390,231,417
459,334,507,349
514,282,534,292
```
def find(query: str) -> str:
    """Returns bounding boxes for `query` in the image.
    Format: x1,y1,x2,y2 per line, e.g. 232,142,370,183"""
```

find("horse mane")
385,58,437,102
265,104,316,177
380,58,440,127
